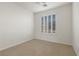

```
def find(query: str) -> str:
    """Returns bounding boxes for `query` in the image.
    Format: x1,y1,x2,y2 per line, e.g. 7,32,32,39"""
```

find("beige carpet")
0,39,76,56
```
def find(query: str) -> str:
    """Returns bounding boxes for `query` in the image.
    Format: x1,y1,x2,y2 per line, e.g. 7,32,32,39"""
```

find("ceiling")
16,2,70,13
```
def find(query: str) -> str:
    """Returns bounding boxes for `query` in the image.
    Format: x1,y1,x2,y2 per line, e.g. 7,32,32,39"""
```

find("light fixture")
35,2,47,7
42,2,47,7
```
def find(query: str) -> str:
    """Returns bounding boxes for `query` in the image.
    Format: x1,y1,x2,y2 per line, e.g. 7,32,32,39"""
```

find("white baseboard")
35,38,72,46
72,45,79,56
0,39,33,51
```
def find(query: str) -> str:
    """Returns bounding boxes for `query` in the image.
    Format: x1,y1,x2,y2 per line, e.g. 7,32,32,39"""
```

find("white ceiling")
16,2,70,13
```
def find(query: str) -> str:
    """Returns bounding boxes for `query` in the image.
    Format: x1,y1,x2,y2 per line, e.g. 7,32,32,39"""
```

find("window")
41,17,43,32
52,14,56,33
41,14,56,33
45,16,47,32
48,15,51,33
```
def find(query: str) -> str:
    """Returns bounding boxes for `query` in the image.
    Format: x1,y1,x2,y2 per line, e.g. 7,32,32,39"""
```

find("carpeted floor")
0,39,76,56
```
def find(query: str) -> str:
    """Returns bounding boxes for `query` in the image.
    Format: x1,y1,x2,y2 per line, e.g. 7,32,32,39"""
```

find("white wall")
0,3,34,50
34,3,72,45
72,2,79,55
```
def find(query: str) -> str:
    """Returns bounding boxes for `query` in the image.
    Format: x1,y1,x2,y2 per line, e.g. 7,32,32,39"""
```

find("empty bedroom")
0,2,79,56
